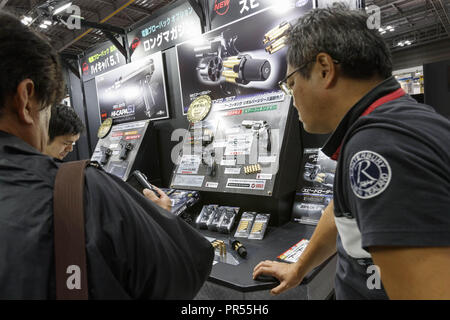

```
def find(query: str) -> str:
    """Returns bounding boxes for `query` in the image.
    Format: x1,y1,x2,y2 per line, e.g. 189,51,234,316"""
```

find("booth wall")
424,59,450,119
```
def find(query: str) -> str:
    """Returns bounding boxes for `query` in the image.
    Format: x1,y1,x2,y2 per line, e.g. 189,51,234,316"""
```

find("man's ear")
316,53,337,89
13,79,37,125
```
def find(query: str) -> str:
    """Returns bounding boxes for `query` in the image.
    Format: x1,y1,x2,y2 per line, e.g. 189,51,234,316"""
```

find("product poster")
95,52,169,124
176,4,312,114
292,149,336,225
80,41,127,82
209,0,313,30
127,1,202,62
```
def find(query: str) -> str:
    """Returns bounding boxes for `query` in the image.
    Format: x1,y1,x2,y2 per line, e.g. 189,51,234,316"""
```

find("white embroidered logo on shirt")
349,151,391,199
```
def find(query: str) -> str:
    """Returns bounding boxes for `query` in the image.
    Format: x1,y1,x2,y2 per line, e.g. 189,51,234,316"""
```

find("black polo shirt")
0,131,214,299
322,76,450,299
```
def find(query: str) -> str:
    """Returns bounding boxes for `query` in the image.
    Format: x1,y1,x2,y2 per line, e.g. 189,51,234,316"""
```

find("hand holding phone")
131,170,160,198
131,170,172,212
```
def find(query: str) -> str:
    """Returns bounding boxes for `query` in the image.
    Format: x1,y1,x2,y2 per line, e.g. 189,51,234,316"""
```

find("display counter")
195,222,337,300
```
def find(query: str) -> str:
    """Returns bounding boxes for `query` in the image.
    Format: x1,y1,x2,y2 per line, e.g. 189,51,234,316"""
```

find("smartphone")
130,170,160,198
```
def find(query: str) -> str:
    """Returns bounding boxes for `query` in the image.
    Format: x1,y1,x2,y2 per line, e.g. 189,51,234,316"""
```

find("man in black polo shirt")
253,5,450,299
0,11,213,299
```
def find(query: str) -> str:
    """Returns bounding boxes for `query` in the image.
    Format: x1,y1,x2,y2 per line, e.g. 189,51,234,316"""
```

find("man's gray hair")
287,4,392,79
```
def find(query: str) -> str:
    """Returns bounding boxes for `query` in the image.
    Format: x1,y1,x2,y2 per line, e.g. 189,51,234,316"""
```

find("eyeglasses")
278,58,340,96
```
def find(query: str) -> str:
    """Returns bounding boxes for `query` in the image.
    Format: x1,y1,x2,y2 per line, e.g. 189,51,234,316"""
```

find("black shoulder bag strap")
53,160,91,300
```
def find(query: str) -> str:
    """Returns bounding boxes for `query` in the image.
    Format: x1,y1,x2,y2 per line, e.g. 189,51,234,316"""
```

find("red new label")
214,0,230,15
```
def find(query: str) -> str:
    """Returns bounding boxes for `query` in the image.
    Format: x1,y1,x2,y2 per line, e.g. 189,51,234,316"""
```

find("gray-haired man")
253,5,450,300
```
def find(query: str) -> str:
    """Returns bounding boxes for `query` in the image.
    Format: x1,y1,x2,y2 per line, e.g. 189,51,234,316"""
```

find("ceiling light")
53,1,72,15
39,23,48,29
43,19,52,25
21,16,33,25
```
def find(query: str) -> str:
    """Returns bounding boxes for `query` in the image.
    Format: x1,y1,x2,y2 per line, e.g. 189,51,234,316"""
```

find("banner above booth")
80,41,127,82
209,0,313,30
128,1,202,61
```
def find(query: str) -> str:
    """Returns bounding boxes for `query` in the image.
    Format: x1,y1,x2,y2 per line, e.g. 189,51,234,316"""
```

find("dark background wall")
392,39,450,71
424,59,450,119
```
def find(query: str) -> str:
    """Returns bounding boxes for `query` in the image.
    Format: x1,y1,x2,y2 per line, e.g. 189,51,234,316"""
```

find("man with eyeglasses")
253,5,450,299
44,104,84,160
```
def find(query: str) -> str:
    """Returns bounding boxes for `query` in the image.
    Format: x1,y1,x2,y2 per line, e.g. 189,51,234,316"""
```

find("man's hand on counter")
143,186,172,212
252,260,305,295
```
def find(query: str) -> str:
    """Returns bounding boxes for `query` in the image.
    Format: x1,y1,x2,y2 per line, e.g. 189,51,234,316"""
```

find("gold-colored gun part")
266,27,290,44
267,42,287,54
270,35,288,49
222,70,238,78
225,77,236,83
223,59,241,69
264,22,289,42
251,222,263,233
264,23,291,43
244,164,261,174
238,220,249,231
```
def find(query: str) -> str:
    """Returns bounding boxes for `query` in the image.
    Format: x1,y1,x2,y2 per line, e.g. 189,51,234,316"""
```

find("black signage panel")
177,4,313,114
127,1,202,61
95,53,170,124
209,0,313,30
80,41,127,82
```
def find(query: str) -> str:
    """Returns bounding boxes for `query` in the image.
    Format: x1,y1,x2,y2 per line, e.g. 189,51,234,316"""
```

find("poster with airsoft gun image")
95,52,169,124
91,120,159,182
176,4,312,114
170,94,291,196
292,149,336,225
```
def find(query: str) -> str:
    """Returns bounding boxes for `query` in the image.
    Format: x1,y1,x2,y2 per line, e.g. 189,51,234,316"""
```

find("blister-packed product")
248,213,270,240
218,206,240,234
234,212,256,238
196,204,219,229
208,206,225,231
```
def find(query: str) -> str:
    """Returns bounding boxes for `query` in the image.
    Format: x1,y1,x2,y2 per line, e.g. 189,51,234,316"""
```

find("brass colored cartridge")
263,22,289,43
251,222,263,233
264,22,291,43
267,43,286,54
238,220,249,232
222,70,239,78
266,35,288,52
223,57,241,68
244,164,261,174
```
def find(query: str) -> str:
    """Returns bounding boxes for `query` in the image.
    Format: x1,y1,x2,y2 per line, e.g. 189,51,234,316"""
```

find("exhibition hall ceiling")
2,0,449,56
367,0,450,51
2,0,175,56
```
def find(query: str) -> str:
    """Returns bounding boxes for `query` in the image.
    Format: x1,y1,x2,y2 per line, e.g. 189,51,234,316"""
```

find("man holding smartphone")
0,11,213,299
